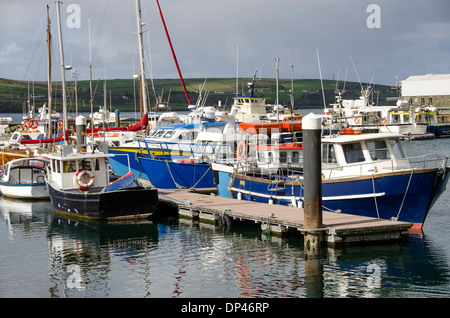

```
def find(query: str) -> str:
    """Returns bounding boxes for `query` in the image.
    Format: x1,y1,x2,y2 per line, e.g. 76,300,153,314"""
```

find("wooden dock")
158,189,412,247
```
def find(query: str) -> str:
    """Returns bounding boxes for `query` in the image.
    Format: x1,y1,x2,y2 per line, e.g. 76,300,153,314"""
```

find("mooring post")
115,109,120,127
302,113,323,254
75,115,87,153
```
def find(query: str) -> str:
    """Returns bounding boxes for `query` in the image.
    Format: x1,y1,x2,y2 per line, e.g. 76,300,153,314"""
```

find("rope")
158,191,191,205
189,164,212,190
164,159,186,189
371,174,380,219
394,169,414,221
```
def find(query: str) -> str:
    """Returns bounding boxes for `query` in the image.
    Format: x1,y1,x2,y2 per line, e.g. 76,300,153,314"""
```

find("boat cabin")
1,157,49,184
248,142,304,170
147,122,226,143
46,152,112,191
322,133,410,178
233,96,269,122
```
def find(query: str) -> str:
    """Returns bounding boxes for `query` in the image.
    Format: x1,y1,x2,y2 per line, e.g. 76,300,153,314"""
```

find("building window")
429,98,433,106
421,98,425,106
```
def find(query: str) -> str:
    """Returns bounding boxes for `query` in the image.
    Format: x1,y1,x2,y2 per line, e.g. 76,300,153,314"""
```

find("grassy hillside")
0,77,400,113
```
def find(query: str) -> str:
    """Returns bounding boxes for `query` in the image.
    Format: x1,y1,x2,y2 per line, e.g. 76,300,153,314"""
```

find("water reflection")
1,196,450,298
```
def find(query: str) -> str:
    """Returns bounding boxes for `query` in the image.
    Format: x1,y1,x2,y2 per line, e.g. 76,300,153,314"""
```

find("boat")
108,121,227,181
416,107,450,138
135,139,216,189
45,148,158,220
0,157,50,200
44,1,158,221
212,131,450,231
323,86,431,138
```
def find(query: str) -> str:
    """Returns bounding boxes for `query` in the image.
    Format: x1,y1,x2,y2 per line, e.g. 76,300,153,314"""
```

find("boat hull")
214,165,449,229
138,156,215,189
0,182,49,200
46,182,158,220
427,124,450,137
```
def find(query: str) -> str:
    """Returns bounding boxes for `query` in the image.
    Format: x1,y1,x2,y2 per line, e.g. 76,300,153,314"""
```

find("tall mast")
55,1,68,137
275,56,280,122
155,0,191,106
135,0,148,114
89,17,94,122
46,4,52,138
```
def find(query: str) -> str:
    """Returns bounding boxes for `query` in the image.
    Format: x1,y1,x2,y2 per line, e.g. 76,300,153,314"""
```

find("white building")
401,74,450,108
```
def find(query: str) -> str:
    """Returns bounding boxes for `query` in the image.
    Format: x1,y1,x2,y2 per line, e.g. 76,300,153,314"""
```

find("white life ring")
236,141,247,161
74,169,95,190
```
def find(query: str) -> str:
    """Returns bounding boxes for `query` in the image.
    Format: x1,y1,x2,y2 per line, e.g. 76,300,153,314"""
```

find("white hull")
0,184,49,200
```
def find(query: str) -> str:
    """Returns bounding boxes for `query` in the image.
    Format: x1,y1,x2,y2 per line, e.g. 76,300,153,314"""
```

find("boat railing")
234,152,448,180
137,139,196,160
323,154,448,179
407,154,449,170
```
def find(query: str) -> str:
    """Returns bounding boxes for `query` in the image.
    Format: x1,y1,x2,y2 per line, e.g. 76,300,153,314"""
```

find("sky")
1,0,450,86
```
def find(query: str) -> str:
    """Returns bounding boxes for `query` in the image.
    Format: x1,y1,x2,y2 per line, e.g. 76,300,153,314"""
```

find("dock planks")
158,189,412,246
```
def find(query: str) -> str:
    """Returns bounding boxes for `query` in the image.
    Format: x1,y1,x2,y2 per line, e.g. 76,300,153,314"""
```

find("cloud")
0,0,449,85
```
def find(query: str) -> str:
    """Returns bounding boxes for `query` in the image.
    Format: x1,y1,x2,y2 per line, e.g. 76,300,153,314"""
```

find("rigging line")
23,11,49,81
395,169,414,220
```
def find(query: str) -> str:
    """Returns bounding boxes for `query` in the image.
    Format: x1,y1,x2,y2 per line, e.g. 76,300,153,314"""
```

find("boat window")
163,130,174,138
11,133,19,141
322,144,337,164
389,139,406,159
28,160,46,168
79,159,92,171
52,160,59,173
292,151,299,163
92,159,100,171
154,130,166,138
366,140,390,161
63,161,77,173
280,151,287,163
342,143,365,163
258,152,266,164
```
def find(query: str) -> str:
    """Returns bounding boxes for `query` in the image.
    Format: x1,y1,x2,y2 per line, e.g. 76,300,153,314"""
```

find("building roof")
401,74,450,96
403,74,450,81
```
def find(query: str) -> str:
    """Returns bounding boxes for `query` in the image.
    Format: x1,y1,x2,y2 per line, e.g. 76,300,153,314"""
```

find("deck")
158,189,412,247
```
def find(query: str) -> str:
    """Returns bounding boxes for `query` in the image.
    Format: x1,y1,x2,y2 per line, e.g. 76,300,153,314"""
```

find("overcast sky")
1,0,449,86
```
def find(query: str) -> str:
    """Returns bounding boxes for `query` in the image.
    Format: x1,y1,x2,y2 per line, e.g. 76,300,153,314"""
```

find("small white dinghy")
0,157,50,200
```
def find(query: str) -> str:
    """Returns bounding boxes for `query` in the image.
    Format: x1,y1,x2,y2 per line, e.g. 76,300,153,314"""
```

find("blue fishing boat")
108,121,226,181
136,139,216,189
212,131,450,231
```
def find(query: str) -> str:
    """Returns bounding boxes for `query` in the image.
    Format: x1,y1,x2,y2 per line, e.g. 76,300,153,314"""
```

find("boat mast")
46,4,52,139
275,56,280,122
55,1,68,138
89,17,94,124
155,0,191,106
135,0,148,114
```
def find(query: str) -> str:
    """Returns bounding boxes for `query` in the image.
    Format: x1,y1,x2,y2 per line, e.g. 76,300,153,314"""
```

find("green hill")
0,77,400,113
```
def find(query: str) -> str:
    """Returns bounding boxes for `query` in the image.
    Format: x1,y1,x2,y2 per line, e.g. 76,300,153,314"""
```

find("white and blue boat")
0,157,50,200
212,130,450,231
136,139,216,189
108,121,227,181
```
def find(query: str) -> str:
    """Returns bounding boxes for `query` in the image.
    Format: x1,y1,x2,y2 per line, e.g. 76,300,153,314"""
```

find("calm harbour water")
1,111,450,299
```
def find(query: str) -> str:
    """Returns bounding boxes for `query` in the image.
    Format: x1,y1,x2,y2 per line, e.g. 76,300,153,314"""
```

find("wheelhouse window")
322,144,337,164
342,143,364,163
389,139,406,159
280,151,287,163
366,140,390,160
63,160,77,173
291,151,300,163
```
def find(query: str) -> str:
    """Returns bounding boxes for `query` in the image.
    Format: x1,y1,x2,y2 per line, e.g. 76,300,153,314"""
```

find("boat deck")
158,189,413,247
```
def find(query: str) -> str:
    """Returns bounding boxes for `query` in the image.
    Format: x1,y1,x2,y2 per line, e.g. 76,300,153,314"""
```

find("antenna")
316,49,326,109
